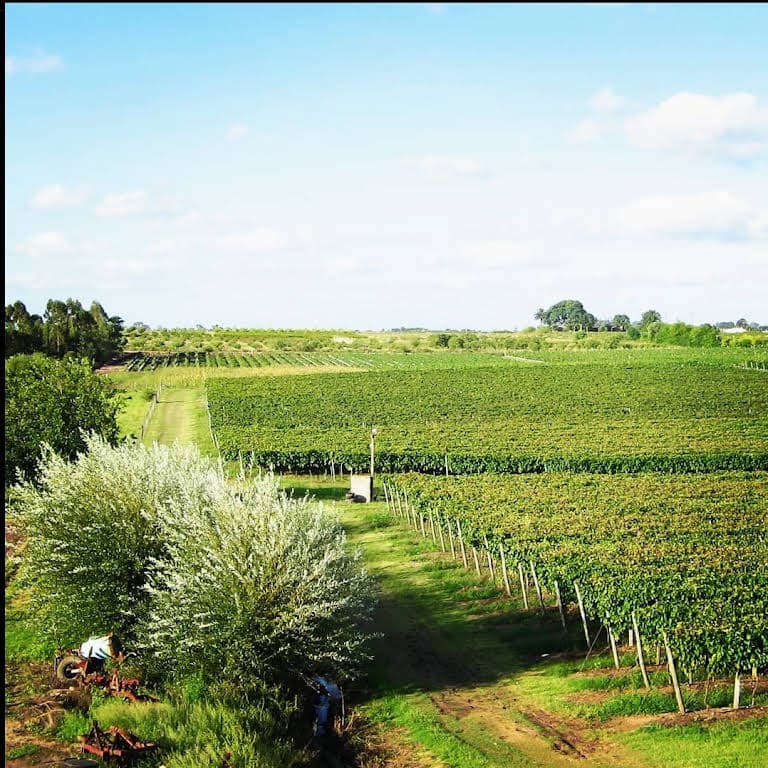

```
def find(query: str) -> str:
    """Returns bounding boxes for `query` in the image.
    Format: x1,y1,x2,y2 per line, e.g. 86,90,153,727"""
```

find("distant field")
206,350,768,473
122,350,517,372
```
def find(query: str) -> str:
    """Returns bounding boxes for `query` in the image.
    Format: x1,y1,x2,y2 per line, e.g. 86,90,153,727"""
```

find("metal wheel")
55,655,83,682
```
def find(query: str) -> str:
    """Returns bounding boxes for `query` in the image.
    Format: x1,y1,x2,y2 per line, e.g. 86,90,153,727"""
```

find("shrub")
11,435,221,645
142,474,377,694
11,436,376,699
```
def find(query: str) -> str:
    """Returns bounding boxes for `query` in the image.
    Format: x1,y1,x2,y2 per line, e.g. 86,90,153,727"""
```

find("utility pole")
369,426,377,479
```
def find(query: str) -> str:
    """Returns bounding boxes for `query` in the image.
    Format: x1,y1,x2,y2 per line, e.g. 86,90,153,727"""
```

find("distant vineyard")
385,471,768,679
206,363,768,473
123,351,515,372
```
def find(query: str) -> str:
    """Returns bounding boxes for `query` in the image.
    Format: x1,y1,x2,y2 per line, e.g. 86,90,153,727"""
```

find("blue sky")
6,3,768,329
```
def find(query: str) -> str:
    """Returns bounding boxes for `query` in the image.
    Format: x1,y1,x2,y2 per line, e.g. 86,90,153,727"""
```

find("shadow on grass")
345,508,592,699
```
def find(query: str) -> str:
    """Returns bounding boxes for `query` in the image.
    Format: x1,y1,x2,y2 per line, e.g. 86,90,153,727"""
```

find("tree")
6,298,124,364
612,314,630,331
736,318,749,329
640,309,662,329
4,353,121,482
539,300,596,331
5,301,43,356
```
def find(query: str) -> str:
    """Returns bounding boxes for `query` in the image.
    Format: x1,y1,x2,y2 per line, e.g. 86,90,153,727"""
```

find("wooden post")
444,453,449,476
574,582,590,648
499,543,512,597
419,507,427,538
631,611,650,689
383,481,390,512
395,486,404,518
456,520,468,568
662,631,686,714
733,672,741,710
518,562,529,610
447,518,456,559
472,546,481,575
437,517,446,552
482,535,495,583
554,580,567,630
607,624,621,669
530,562,545,615
429,511,437,544
628,629,634,648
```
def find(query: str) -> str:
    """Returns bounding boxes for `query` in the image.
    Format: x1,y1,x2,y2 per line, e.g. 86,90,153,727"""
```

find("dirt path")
342,506,649,768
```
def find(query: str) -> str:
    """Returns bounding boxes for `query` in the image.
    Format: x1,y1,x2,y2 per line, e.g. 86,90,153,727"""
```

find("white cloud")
570,117,602,143
226,123,249,141
324,257,364,275
147,239,177,256
103,258,153,275
6,271,38,287
217,228,293,253
590,87,624,114
30,184,88,209
95,190,147,217
16,231,72,257
413,155,485,178
5,51,63,75
615,189,762,239
465,241,532,270
625,92,768,156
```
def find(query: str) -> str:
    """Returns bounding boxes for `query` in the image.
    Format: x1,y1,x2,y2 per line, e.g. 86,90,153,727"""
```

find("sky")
5,2,768,330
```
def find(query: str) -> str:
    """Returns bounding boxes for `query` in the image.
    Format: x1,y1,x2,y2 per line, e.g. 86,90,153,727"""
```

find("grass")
618,717,768,768
140,387,216,454
115,388,154,439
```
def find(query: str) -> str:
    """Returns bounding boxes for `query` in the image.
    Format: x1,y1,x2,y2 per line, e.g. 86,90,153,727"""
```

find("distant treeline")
5,299,124,364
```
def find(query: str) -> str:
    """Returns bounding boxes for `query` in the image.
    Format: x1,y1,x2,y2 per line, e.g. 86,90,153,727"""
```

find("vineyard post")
631,611,651,689
456,520,469,568
437,516,447,552
607,623,621,669
419,506,427,538
530,562,545,616
383,481,390,513
482,534,496,583
574,582,590,648
518,562,530,610
429,511,437,544
472,546,481,576
444,453,449,476
554,580,567,630
733,672,741,710
751,667,758,707
662,631,686,714
447,518,456,559
499,543,512,597
395,486,404,519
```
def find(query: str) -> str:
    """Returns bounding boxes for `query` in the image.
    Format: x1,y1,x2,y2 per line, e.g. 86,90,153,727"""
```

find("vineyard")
123,350,515,372
206,361,768,473
382,471,768,705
